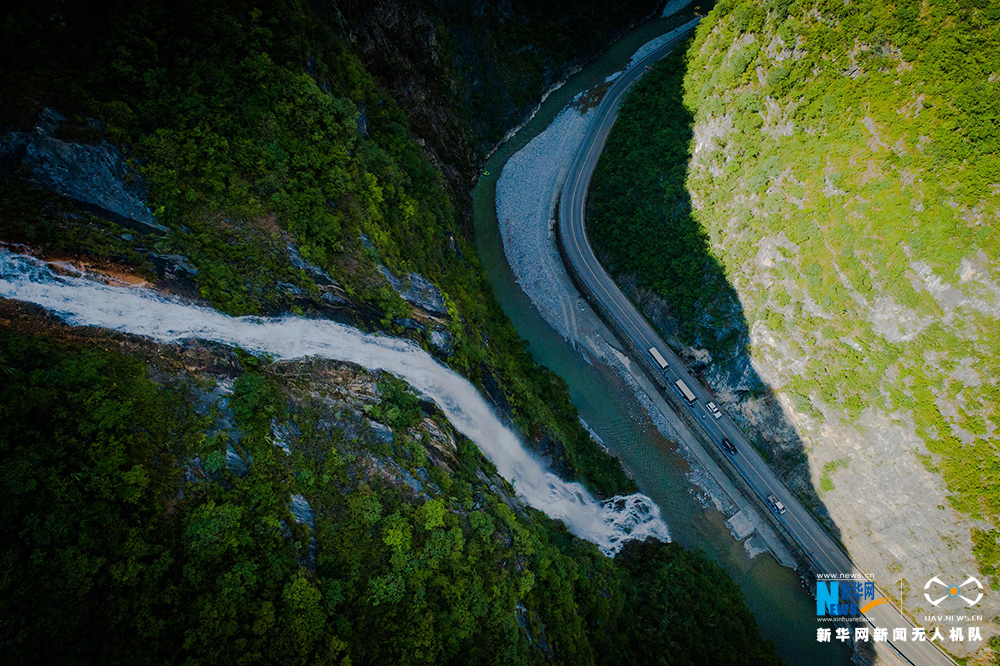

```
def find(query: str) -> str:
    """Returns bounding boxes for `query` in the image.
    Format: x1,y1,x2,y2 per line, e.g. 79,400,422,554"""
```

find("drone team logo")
923,576,983,607
814,573,988,646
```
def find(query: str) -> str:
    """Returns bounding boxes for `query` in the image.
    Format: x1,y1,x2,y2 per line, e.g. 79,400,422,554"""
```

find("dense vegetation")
0,0,633,499
0,329,782,665
589,0,1000,578
0,1,793,662
335,0,662,162
588,46,735,347
418,0,665,149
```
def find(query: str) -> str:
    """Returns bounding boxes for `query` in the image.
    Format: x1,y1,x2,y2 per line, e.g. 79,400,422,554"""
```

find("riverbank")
495,18,798,568
472,8,851,665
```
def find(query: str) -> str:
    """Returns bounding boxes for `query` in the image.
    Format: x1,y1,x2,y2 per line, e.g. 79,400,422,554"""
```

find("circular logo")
924,576,983,607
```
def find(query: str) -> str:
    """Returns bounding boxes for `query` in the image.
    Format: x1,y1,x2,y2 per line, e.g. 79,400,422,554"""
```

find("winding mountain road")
556,25,955,666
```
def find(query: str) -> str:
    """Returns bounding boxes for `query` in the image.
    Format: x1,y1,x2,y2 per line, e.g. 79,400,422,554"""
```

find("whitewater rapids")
0,249,669,555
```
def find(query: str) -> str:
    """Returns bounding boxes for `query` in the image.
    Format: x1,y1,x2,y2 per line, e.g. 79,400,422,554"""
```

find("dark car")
721,437,736,455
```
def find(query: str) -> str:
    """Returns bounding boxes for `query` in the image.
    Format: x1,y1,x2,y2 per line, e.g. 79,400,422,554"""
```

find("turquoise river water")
471,10,849,665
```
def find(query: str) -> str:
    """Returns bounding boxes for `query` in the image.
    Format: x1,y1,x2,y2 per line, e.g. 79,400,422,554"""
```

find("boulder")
289,493,315,528
225,444,250,477
1,108,167,234
430,328,454,355
369,419,395,444
380,265,448,315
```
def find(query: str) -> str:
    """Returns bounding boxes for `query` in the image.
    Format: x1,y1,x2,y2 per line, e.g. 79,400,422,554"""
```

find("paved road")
556,26,955,666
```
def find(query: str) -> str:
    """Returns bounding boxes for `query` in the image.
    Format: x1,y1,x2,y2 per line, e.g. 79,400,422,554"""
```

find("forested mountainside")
589,0,1000,633
0,0,782,664
1,0,640,496
0,314,781,665
336,0,664,189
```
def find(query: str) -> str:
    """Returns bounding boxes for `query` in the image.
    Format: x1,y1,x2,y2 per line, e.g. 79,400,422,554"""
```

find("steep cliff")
332,0,661,189
589,0,1000,656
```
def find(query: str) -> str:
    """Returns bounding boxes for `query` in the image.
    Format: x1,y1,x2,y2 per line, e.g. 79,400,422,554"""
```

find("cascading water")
0,249,669,555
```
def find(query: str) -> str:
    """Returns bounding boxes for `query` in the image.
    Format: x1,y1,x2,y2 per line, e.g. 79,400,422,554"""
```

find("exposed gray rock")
361,229,446,315
401,272,447,314
867,294,933,343
380,265,448,315
1,108,167,234
277,281,305,298
289,493,317,569
271,419,293,455
430,328,454,355
215,395,242,445
380,265,404,290
397,317,425,333
225,443,250,477
322,291,346,306
285,242,337,287
289,493,315,528
369,419,394,444
392,461,424,494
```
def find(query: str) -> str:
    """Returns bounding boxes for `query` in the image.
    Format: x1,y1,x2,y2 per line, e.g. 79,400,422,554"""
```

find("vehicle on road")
721,437,736,455
648,347,669,370
706,401,721,419
556,27,958,665
674,379,696,405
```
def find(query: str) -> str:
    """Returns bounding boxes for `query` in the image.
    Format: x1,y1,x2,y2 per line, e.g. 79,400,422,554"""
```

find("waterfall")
0,249,669,555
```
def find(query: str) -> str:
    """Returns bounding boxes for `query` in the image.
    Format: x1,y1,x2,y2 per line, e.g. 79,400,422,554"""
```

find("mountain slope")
0,0,638,497
589,0,1000,654
0,315,782,665
0,0,785,663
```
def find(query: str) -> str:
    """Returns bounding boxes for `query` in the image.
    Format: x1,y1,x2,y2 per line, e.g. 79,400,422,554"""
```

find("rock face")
430,328,454,355
1,109,166,234
332,0,660,193
400,272,448,315
289,493,315,528
649,2,1000,655
381,266,448,315
225,443,250,477
368,419,395,444
286,242,337,287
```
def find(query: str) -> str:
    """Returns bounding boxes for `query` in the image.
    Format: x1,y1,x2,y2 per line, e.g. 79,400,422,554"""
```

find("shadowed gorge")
588,44,837,532
8,0,997,660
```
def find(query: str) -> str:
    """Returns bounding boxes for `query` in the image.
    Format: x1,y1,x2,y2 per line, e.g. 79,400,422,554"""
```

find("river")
471,9,849,666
